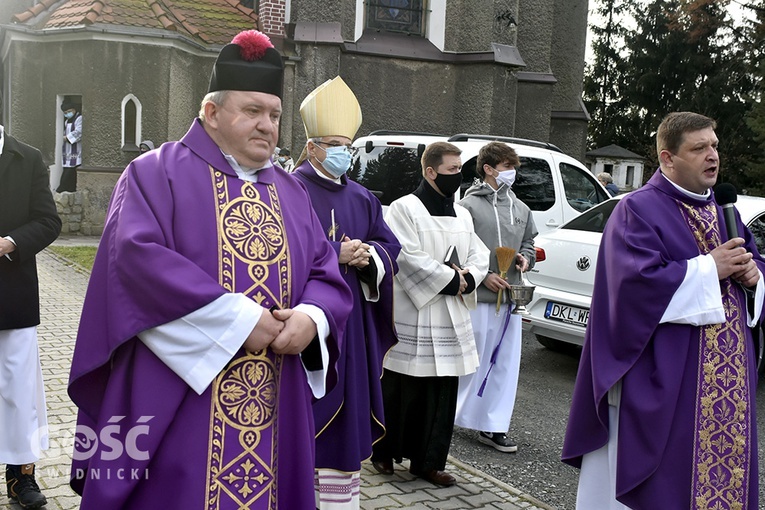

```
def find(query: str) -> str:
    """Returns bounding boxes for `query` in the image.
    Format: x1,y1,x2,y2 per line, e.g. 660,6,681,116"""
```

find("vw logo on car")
576,257,590,271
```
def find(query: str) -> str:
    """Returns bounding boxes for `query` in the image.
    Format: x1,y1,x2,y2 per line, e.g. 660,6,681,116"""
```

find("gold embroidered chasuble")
680,201,751,510
204,168,290,510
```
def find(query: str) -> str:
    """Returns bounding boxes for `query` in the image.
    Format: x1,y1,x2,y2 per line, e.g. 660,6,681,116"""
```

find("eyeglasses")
314,141,359,156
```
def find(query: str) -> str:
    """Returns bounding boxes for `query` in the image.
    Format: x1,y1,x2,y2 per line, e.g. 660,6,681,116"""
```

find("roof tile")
9,0,260,46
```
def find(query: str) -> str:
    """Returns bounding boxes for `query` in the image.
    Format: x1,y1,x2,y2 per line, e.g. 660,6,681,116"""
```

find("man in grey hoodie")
455,141,537,453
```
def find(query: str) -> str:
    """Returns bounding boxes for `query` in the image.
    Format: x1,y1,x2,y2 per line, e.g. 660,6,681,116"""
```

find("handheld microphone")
714,183,739,240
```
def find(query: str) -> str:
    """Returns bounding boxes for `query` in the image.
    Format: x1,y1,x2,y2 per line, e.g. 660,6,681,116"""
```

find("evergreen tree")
583,0,630,149
743,0,765,194
586,0,761,190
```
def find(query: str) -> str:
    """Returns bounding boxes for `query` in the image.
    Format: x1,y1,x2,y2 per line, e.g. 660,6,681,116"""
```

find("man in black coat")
0,127,61,509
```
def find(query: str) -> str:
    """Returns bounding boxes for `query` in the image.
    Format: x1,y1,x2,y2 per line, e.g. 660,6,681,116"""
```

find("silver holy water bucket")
508,284,535,315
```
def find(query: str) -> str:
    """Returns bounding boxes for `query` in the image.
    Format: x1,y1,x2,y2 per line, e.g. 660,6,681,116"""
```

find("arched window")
121,94,142,150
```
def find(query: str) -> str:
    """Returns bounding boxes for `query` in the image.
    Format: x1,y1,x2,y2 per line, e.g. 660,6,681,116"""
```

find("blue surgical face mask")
496,168,517,188
64,111,75,120
315,143,352,178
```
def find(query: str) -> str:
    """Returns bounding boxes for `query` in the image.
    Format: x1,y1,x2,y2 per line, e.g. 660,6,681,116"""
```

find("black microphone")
714,183,739,239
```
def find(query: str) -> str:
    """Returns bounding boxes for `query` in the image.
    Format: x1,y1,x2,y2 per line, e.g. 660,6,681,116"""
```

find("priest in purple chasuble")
291,76,401,509
562,112,764,510
67,30,352,510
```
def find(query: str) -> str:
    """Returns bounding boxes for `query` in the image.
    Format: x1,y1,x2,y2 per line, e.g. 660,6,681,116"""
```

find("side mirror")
365,141,374,154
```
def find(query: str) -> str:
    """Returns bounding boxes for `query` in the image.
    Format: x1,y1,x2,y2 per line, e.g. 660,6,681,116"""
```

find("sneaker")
478,431,518,453
6,464,47,509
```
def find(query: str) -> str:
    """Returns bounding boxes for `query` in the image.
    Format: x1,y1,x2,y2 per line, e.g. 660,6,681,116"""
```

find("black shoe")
409,467,456,487
371,460,394,475
478,431,518,453
6,464,47,509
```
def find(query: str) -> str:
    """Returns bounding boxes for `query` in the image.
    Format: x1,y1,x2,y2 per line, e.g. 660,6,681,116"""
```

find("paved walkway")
9,237,554,510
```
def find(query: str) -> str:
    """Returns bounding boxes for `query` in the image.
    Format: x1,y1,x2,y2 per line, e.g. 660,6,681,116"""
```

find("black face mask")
433,171,463,196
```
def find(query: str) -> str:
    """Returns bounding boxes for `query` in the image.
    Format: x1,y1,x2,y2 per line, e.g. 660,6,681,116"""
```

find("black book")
444,245,462,269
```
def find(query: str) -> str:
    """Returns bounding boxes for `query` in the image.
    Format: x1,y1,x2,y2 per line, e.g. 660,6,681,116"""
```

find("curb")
447,456,556,510
44,247,93,276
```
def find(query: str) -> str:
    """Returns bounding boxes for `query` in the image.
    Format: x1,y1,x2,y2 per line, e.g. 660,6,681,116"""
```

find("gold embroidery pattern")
205,168,290,510
679,202,751,510
218,357,277,428
211,357,277,508
222,185,286,263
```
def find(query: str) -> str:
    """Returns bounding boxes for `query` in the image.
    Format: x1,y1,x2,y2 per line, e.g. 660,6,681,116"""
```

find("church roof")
10,0,259,45
586,144,644,160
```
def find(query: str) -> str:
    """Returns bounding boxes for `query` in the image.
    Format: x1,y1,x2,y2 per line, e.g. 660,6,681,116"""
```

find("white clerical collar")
0,125,5,156
309,160,341,183
221,151,269,183
660,171,711,200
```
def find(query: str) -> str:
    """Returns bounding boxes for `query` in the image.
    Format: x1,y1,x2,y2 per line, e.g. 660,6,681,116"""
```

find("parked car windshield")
561,198,620,233
459,155,558,211
350,146,421,206
350,141,609,216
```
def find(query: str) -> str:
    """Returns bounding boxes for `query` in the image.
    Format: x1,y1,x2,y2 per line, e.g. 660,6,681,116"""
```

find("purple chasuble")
562,170,762,509
292,162,400,472
68,120,352,509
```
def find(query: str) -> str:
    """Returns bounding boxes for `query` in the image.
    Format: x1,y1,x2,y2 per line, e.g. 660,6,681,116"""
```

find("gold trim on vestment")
680,201,750,510
205,168,290,509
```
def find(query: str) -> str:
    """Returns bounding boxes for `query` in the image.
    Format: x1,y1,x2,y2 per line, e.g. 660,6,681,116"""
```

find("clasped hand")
244,308,317,355
338,235,371,267
711,238,760,287
451,264,471,294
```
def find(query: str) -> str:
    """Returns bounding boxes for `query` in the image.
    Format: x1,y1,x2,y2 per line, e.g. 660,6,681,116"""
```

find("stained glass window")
366,0,426,36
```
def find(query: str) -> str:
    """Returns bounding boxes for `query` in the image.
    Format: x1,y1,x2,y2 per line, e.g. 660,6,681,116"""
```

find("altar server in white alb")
455,141,537,453
371,141,489,487
57,101,83,192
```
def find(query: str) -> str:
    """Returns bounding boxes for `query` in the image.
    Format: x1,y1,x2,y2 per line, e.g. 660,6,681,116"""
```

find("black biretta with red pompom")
208,30,284,97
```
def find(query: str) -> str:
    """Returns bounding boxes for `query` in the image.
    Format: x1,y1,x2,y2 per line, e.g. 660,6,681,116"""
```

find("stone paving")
27,250,88,509
6,240,553,510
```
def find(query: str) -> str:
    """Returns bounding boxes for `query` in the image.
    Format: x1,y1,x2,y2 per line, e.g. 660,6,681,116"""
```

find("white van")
350,132,609,233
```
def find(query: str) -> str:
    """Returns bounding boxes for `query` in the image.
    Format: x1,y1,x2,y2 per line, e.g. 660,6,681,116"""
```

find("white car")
351,132,610,234
522,194,765,361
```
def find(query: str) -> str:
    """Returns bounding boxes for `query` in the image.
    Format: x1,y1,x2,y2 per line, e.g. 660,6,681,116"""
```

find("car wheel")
536,335,570,352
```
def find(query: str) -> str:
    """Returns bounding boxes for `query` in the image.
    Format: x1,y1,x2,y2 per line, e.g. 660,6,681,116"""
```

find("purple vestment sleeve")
563,176,687,462
68,151,228,419
563,170,765,508
293,162,401,472
67,121,353,509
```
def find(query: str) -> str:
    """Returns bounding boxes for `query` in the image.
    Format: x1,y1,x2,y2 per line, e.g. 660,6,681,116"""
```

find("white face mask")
495,168,517,188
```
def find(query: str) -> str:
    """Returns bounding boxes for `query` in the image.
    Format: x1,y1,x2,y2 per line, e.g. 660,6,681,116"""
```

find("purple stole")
679,201,751,510
205,167,290,509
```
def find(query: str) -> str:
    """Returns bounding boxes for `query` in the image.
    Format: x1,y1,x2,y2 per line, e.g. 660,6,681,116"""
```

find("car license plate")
544,301,589,327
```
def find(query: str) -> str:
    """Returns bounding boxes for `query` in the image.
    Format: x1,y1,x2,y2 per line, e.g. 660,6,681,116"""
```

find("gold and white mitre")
300,76,362,139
